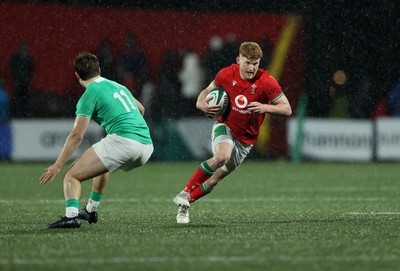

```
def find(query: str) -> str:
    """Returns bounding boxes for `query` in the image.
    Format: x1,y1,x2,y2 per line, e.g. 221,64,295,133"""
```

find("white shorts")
92,134,154,173
211,123,253,172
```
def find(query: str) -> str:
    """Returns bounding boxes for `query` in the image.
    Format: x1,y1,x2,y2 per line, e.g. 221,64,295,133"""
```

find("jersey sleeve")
266,74,284,102
75,87,96,119
214,66,230,88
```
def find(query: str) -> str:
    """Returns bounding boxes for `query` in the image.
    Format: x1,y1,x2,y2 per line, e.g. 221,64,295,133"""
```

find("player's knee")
62,168,80,184
62,171,73,184
211,153,230,168
62,170,68,182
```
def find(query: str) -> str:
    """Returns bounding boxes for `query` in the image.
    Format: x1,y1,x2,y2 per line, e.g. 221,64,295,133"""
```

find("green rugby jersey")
76,77,152,144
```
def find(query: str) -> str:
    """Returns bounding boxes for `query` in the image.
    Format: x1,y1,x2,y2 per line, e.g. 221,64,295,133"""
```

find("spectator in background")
0,77,9,124
153,50,182,120
203,35,224,85
221,33,240,67
98,40,116,81
0,77,11,160
386,78,400,116
259,37,272,69
178,47,204,116
8,41,34,118
139,81,156,122
118,33,148,98
328,69,350,118
348,76,375,118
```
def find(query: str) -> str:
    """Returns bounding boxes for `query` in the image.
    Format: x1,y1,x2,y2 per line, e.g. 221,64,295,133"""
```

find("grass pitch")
1,161,400,271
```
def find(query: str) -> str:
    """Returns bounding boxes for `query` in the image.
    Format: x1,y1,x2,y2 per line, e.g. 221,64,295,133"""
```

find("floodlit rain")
1,1,398,162
1,2,400,271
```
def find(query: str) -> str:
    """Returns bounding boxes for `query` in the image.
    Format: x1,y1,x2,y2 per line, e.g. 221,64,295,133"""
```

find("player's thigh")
212,123,234,154
214,141,233,158
66,147,108,181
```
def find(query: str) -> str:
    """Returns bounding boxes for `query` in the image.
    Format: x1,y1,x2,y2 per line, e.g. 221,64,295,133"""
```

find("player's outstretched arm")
39,117,90,184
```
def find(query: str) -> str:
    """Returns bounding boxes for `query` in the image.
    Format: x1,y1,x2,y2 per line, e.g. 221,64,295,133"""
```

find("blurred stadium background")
0,0,399,162
1,2,400,270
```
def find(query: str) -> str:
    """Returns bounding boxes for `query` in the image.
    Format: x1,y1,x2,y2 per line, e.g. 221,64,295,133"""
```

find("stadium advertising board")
288,118,373,161
11,120,104,161
375,118,400,160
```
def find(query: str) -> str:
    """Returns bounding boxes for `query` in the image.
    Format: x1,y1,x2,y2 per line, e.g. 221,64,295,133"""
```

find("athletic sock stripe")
90,191,103,202
201,183,212,193
200,161,215,175
65,199,79,208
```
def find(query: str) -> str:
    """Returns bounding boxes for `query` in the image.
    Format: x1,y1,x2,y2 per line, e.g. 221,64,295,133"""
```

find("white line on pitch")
345,211,400,215
0,196,393,205
1,255,399,266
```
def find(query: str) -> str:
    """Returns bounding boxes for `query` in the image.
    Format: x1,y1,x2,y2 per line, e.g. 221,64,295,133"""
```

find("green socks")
86,191,103,213
65,199,79,218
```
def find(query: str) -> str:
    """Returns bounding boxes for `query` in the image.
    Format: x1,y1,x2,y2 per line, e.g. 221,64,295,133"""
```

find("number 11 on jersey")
113,90,136,112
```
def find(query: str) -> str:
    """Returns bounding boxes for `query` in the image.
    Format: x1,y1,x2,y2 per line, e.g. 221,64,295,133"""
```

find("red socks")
183,161,215,202
184,161,215,193
190,183,212,203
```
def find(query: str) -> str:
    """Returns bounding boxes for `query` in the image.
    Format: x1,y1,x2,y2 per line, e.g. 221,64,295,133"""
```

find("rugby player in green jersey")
40,52,153,228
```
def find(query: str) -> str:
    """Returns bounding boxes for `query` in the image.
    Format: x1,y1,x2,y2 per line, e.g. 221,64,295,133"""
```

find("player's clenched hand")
197,96,221,116
248,102,266,114
39,165,61,184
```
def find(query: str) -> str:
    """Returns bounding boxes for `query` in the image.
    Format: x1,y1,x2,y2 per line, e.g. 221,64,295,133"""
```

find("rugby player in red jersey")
173,41,292,223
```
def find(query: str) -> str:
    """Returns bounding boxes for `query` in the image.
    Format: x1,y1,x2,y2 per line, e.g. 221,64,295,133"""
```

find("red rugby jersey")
215,64,284,144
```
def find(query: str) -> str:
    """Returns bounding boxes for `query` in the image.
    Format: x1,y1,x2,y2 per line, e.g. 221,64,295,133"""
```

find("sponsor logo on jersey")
232,80,237,86
235,95,248,109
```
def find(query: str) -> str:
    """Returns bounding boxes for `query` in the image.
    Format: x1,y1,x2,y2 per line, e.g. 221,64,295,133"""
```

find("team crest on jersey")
251,84,257,94
232,80,237,86
234,95,248,108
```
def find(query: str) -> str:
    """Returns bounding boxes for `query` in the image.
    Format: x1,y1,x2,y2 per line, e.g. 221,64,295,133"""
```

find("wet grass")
1,161,400,271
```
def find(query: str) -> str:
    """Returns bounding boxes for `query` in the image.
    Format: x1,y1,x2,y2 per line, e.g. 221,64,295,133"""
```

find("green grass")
1,161,400,271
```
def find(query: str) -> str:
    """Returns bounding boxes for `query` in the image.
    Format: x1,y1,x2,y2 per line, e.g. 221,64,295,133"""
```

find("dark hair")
73,52,100,80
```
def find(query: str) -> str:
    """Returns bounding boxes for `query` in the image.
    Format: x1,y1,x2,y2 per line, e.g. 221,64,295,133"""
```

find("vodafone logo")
234,95,248,108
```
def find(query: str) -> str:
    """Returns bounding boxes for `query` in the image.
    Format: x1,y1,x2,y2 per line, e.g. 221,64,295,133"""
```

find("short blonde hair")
239,42,263,60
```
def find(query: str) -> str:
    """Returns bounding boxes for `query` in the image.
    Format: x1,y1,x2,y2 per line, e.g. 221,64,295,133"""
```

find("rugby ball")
205,87,228,118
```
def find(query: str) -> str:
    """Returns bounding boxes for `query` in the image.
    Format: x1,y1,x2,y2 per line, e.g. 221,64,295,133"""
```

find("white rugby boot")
173,191,190,224
173,190,190,207
176,205,190,224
